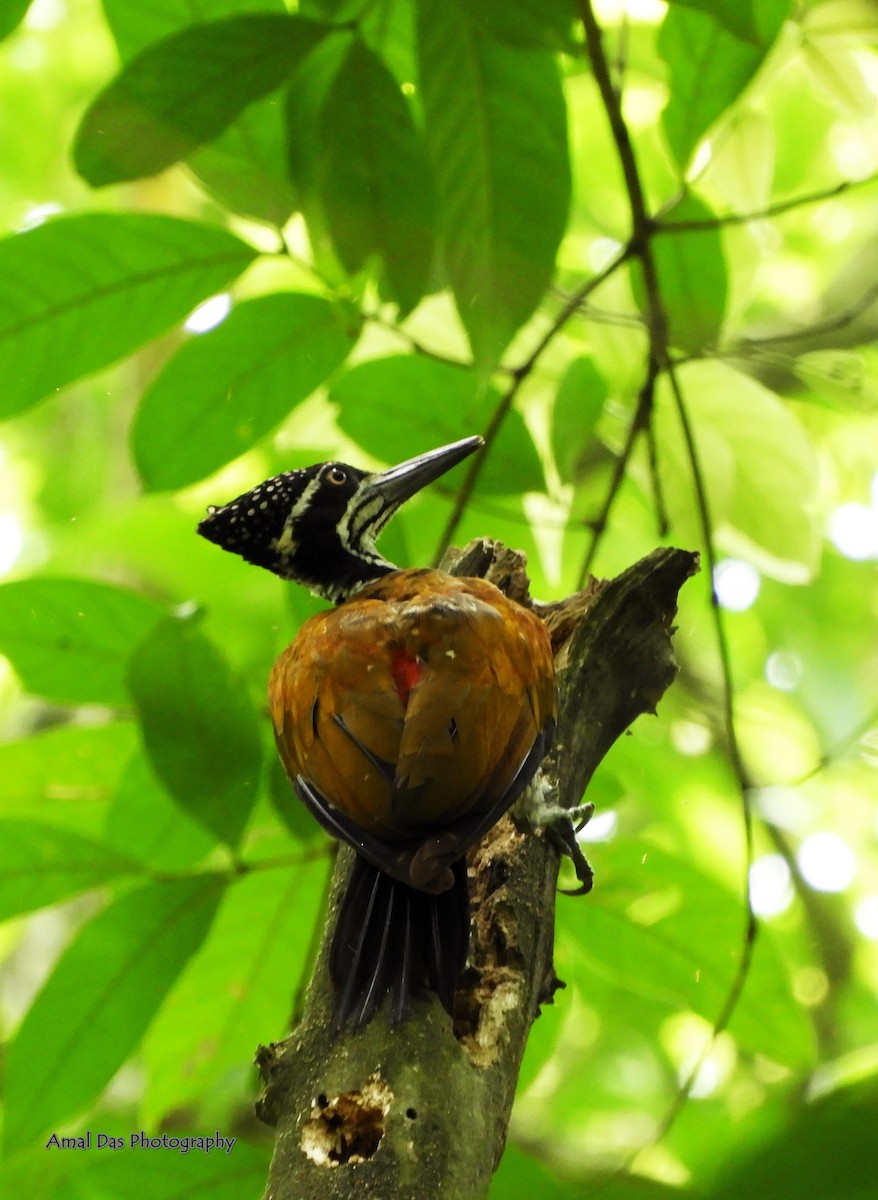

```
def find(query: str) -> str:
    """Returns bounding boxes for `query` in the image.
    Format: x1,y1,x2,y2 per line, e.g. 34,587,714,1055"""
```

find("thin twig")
735,280,878,349
362,308,489,372
433,245,632,562
575,0,667,582
654,172,878,233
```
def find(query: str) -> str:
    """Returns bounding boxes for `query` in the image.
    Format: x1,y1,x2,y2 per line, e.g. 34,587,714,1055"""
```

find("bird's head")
197,436,482,603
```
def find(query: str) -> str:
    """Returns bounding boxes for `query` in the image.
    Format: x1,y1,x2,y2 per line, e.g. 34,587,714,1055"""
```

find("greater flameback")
198,437,555,1028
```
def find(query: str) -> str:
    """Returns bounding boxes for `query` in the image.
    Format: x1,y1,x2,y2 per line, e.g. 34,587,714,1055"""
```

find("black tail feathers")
329,854,470,1029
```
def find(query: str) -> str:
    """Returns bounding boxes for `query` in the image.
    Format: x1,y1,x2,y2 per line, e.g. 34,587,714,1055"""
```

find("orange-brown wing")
269,605,406,836
269,570,555,842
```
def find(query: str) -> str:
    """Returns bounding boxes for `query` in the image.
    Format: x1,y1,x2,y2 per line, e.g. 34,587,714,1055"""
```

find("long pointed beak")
365,436,483,508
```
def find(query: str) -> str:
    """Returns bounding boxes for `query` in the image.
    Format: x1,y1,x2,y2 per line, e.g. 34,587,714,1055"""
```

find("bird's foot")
528,782,595,895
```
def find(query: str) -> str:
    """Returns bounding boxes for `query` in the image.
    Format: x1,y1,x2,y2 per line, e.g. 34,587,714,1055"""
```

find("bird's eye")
326,467,347,486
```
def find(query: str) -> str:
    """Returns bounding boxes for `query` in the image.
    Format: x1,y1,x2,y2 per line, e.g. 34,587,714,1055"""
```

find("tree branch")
255,541,698,1200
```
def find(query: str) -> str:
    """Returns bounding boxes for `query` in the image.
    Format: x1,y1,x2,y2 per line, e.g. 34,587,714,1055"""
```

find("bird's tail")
329,854,470,1029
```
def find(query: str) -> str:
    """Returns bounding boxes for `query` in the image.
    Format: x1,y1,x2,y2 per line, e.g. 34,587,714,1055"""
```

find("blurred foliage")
0,0,876,1196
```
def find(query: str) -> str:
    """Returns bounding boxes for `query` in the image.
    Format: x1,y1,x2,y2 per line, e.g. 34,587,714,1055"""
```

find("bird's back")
269,568,555,843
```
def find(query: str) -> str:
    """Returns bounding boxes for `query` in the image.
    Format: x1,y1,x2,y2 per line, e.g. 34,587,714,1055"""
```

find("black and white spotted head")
197,436,482,603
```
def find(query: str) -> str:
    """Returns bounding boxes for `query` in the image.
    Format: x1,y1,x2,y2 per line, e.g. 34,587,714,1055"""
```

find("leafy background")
0,0,877,1196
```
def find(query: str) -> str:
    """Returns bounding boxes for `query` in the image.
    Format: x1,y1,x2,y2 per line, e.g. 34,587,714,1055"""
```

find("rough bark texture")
257,542,699,1200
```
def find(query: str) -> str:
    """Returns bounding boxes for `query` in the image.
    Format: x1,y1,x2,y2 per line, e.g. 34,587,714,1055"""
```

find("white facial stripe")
336,482,389,561
270,473,322,558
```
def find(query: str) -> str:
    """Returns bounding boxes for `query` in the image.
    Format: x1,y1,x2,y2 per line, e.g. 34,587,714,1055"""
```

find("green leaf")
328,355,544,494
711,1079,878,1200
654,360,821,582
74,14,332,187
65,1141,270,1200
659,2,790,169
101,0,282,60
793,349,878,413
416,0,571,367
133,293,358,492
318,38,437,314
551,356,608,484
0,821,141,921
0,0,29,41
126,614,263,848
0,578,163,705
102,0,297,225
142,860,329,1124
2,876,224,1156
269,754,326,843
0,214,257,419
664,0,791,44
302,0,372,18
0,723,139,836
648,192,728,352
558,840,816,1069
469,0,577,51
103,753,218,872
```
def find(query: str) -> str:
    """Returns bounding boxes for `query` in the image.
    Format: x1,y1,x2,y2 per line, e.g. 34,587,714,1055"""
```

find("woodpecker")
198,436,555,1028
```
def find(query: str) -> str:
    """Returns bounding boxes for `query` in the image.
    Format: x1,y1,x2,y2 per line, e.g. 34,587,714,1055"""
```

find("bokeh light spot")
0,515,24,576
184,293,231,334
749,854,794,918
854,896,878,940
798,832,856,893
829,502,877,560
765,651,803,692
713,559,760,611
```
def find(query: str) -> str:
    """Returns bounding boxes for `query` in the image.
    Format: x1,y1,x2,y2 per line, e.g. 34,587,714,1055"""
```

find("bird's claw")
528,784,595,895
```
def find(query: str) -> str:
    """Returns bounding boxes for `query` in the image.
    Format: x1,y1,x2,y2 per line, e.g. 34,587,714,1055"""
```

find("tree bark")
256,542,699,1200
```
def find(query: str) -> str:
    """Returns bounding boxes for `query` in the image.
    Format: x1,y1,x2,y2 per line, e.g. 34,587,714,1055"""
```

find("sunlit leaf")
664,0,791,44
706,107,776,214
0,821,141,921
654,360,821,582
0,723,139,836
328,355,544,494
648,192,728,352
492,1148,697,1199
74,14,332,186
0,578,163,705
142,859,329,1124
416,0,570,367
127,614,263,848
793,349,878,412
551,356,608,484
318,38,436,313
0,214,257,418
659,2,790,169
3,876,225,1156
133,293,358,492
558,840,815,1069
103,753,219,871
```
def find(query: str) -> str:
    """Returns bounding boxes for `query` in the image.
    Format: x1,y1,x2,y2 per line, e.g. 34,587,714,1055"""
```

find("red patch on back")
390,646,422,707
